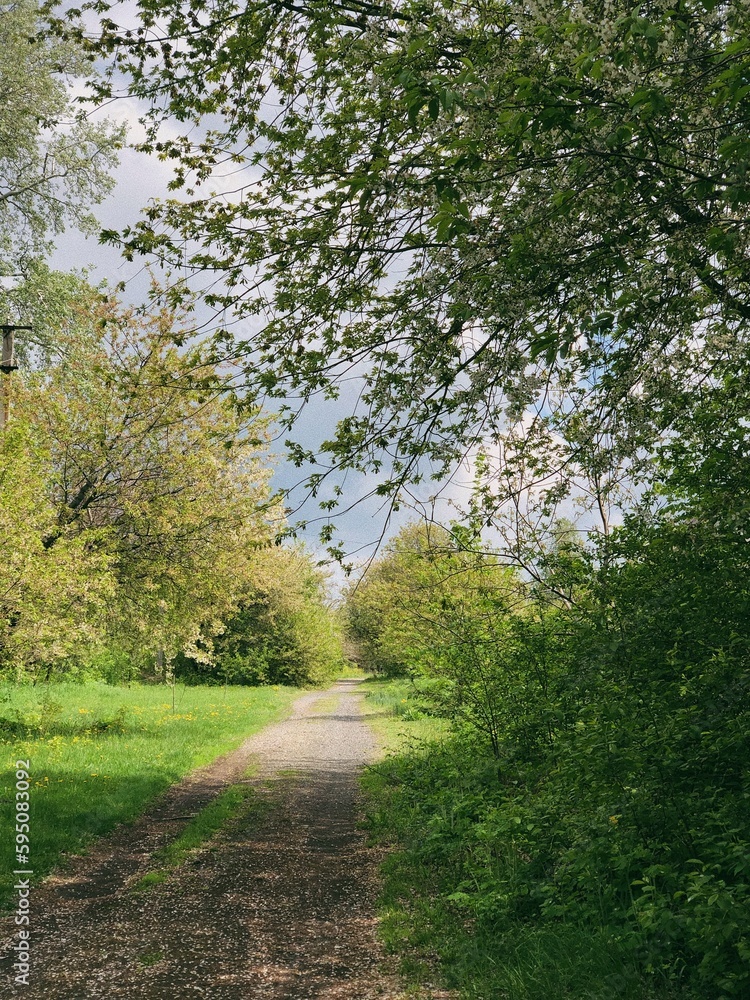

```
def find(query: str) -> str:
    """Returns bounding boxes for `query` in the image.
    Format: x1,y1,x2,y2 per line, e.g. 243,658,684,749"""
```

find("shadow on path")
0,680,415,999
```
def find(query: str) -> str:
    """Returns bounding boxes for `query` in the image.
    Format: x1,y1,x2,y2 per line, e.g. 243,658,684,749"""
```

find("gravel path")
0,679,426,1000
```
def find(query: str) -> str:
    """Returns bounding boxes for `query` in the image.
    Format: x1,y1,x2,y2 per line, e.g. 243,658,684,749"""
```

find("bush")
176,546,346,687
355,503,750,997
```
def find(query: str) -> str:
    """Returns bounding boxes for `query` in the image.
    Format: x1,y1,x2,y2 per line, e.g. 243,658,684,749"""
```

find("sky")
46,44,605,588
49,97,471,580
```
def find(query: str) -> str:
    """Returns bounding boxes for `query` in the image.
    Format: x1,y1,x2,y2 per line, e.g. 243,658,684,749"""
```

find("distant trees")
176,546,346,687
344,522,456,678
0,290,343,684
345,520,568,754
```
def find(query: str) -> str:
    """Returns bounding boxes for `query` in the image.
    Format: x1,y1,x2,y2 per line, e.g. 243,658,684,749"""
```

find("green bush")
176,546,346,687
356,498,750,997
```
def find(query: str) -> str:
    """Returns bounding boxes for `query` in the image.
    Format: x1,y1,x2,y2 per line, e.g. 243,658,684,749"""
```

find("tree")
345,521,461,677
63,3,750,984
0,417,113,676
56,0,750,535
0,0,124,360
1,1,123,269
177,544,346,686
3,289,282,676
345,520,549,754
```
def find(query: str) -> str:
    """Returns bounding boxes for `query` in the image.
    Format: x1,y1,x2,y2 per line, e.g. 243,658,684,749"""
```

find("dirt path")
0,679,429,999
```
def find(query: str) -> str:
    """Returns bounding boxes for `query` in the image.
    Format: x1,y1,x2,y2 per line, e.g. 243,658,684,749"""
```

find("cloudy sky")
49,60,605,588
50,96,473,577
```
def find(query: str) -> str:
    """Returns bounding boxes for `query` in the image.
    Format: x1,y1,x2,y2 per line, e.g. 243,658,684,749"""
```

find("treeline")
0,289,344,687
346,438,750,1000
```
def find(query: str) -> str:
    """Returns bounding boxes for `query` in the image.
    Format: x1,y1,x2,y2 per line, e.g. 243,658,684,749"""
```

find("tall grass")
359,675,449,751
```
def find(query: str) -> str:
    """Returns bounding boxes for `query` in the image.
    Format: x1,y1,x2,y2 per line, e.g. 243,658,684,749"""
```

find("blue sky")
49,112,467,579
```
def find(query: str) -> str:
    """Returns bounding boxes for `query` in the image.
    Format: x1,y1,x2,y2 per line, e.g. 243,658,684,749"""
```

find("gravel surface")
0,679,446,1000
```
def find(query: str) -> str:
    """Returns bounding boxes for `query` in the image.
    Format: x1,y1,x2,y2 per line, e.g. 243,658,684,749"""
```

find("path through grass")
133,778,269,892
0,682,298,908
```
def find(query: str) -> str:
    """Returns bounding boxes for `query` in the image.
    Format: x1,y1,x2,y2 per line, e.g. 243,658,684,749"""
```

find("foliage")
176,545,346,687
54,0,750,534
0,0,123,346
345,523,461,677
0,418,114,673
344,291,750,1000
1,0,123,257
2,280,346,685
36,294,281,663
363,737,667,1000
8,2,748,994
355,494,750,997
347,520,568,756
1,289,285,678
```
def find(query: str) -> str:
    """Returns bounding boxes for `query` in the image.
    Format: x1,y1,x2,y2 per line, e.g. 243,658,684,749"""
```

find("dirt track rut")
0,679,415,999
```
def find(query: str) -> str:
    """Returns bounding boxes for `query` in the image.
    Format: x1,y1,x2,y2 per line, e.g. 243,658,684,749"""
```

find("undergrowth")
361,681,689,1000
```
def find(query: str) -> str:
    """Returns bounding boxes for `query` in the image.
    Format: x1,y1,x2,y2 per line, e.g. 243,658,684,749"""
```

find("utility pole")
0,325,30,430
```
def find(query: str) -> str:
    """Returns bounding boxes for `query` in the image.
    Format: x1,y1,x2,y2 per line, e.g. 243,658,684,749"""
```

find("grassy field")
0,681,299,909
358,676,450,754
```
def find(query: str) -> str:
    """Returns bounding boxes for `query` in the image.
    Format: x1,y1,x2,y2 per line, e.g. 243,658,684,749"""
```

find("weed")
133,780,268,891
137,950,164,967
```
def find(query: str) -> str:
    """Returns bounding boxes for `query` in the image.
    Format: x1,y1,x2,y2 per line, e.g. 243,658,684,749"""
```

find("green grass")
0,681,298,908
358,675,449,753
311,694,341,715
138,950,165,967
339,663,367,679
133,778,268,891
